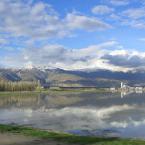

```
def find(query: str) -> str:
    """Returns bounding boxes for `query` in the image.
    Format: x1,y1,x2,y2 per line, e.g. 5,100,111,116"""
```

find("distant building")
135,87,143,90
121,82,128,90
135,87,143,93
120,82,144,94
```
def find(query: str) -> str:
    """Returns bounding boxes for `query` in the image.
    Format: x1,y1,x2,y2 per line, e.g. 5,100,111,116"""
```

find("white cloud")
122,8,145,19
110,13,121,20
3,40,145,72
111,7,145,29
120,19,145,29
90,2,145,30
0,0,69,39
65,13,112,31
103,49,145,69
131,21,145,29
21,41,125,71
92,5,114,15
0,0,111,40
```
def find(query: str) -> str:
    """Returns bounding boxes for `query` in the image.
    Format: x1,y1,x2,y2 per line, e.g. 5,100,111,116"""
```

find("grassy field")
0,124,145,145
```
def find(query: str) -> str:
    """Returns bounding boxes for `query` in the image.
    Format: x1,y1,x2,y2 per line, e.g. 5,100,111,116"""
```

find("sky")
1,0,145,71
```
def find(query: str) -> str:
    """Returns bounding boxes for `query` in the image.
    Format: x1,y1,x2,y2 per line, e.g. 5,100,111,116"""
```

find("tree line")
0,80,41,91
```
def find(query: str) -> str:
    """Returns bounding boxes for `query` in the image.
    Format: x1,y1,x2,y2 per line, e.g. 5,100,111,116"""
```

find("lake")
0,91,145,139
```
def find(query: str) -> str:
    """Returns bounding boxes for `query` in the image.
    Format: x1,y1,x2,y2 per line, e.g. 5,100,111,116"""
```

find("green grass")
0,124,145,145
0,91,41,97
53,88,109,93
0,89,110,97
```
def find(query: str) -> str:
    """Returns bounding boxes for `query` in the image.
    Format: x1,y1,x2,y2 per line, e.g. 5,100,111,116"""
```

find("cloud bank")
2,40,145,72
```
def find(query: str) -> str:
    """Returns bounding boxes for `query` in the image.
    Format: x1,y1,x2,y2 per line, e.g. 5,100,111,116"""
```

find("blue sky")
40,0,145,50
1,0,145,71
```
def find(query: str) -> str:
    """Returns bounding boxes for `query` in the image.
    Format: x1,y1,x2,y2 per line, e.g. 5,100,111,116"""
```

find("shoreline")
0,88,111,96
0,124,145,145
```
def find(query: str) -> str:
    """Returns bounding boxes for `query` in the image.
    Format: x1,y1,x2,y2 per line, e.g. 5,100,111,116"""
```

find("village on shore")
110,82,144,93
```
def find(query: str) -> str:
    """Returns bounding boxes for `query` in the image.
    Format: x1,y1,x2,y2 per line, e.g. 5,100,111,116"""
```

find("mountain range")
0,68,145,88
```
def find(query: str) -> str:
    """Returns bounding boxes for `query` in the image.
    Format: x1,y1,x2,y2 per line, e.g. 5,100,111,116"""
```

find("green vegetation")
0,77,111,93
45,87,110,94
0,124,145,145
0,87,109,96
0,91,40,97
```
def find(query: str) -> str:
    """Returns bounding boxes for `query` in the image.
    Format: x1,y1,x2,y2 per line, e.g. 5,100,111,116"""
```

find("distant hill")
0,68,145,87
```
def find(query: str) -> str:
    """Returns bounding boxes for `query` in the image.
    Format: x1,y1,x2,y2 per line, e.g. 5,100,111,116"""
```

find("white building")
121,82,128,90
135,87,143,93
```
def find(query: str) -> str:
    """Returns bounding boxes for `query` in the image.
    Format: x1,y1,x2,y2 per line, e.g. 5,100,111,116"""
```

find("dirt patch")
0,133,34,145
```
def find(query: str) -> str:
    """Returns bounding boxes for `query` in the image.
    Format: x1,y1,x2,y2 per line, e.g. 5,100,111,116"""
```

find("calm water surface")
0,91,145,138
